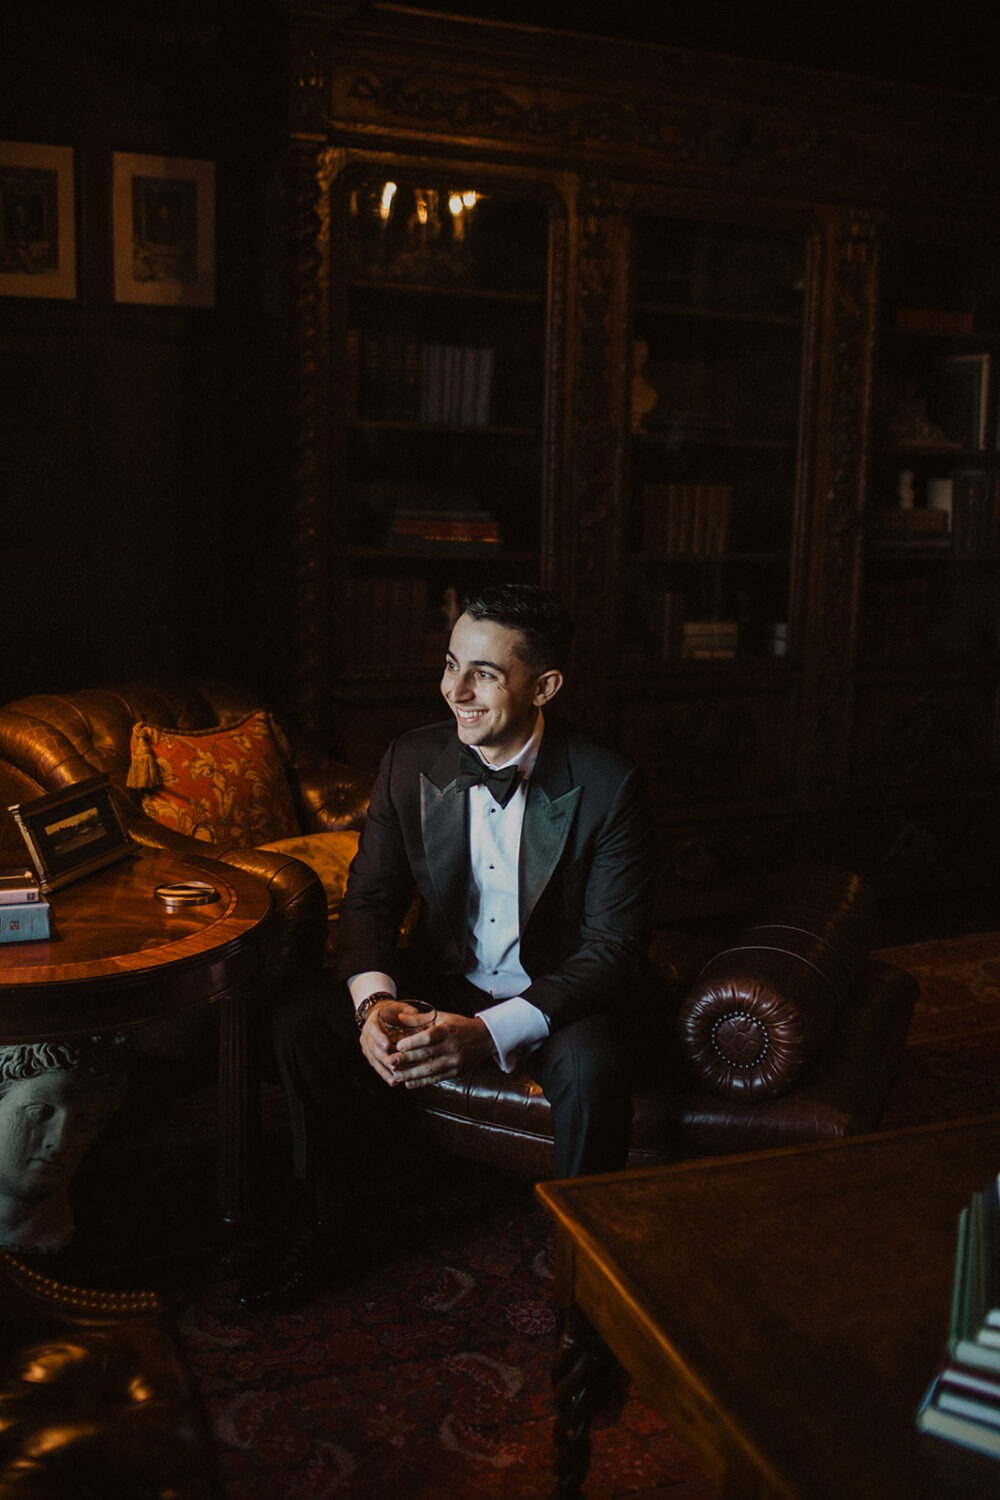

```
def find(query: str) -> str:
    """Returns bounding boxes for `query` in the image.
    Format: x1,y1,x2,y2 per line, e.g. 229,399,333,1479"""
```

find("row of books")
916,1171,1000,1459
0,868,50,943
339,577,431,671
387,507,501,549
642,483,733,556
646,594,739,660
353,333,495,427
875,470,999,555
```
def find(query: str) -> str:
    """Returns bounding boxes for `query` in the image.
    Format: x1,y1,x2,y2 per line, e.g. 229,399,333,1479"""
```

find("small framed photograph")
0,141,76,300
112,151,215,307
9,775,134,893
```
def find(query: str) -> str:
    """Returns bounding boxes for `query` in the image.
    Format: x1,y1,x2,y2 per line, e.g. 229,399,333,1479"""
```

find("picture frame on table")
0,140,76,300
112,151,215,307
9,775,134,893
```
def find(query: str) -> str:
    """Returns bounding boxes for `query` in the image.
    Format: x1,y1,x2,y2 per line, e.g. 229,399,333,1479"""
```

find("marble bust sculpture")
0,1039,128,1254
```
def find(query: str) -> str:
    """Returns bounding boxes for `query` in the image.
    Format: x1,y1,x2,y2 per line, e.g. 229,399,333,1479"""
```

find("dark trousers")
270,968,637,1219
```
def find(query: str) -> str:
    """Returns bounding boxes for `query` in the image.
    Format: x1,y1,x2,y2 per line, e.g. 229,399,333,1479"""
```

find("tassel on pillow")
127,724,163,790
267,712,294,765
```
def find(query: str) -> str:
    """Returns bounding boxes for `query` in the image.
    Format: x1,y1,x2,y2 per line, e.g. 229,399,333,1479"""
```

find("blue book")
0,899,50,944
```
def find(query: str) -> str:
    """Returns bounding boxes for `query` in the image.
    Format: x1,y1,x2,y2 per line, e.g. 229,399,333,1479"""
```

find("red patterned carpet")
876,929,1000,1130
50,929,1000,1499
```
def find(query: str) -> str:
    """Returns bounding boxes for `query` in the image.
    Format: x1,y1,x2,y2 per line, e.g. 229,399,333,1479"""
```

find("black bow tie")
456,744,523,808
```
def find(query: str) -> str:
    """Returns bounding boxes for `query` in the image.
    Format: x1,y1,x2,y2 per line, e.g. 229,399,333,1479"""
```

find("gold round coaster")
154,881,220,908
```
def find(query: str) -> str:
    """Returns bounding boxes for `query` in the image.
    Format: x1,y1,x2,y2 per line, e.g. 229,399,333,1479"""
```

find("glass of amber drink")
382,999,436,1051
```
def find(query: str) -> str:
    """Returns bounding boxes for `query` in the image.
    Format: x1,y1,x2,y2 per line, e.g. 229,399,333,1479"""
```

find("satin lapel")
420,768,469,954
519,780,581,931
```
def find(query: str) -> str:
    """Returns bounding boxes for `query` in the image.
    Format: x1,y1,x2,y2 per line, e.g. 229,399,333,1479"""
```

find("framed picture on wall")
0,141,76,300
112,151,215,307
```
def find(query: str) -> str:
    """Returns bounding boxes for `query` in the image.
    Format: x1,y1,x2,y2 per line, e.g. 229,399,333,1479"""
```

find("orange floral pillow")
127,709,300,846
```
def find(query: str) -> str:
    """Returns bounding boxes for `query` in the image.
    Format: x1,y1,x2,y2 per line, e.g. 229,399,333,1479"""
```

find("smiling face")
441,611,563,765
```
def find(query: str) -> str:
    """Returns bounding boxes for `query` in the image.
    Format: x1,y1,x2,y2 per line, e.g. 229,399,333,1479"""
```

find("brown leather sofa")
0,681,918,1172
0,681,369,994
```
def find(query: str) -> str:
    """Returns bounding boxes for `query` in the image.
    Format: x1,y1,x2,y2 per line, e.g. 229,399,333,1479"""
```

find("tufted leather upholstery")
0,681,370,994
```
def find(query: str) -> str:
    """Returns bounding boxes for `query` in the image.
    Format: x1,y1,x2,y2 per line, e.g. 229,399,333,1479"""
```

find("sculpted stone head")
0,1038,127,1253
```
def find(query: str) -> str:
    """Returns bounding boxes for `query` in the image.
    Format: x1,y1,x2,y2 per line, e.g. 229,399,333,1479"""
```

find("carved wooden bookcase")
276,1,1000,917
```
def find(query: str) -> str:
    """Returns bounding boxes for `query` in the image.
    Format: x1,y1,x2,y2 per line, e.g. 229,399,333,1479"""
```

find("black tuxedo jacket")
335,715,656,1030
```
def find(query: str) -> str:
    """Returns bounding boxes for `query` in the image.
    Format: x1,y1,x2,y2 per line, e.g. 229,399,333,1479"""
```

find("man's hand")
359,999,493,1088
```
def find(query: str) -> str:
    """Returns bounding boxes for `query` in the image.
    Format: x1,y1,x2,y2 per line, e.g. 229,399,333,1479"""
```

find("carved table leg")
216,986,260,1264
551,1306,607,1499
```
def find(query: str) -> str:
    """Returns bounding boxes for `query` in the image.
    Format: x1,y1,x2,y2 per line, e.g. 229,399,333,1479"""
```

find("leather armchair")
406,863,918,1173
0,681,369,993
0,1252,220,1499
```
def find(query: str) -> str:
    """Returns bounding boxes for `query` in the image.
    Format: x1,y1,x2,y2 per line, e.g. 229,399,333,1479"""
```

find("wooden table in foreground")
0,845,271,1237
537,1116,1000,1500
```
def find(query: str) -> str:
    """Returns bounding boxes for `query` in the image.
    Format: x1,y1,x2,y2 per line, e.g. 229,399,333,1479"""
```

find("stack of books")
680,619,739,660
916,1172,1000,1459
388,507,500,549
0,868,50,943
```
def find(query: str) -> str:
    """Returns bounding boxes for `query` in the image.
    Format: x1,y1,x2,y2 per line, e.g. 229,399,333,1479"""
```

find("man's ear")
533,669,563,707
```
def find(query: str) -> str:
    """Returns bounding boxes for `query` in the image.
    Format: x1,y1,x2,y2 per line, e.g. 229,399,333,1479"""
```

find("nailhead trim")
1,1252,160,1313
711,1010,769,1069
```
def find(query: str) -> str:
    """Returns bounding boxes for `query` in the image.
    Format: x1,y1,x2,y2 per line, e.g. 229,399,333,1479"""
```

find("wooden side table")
538,1117,1000,1499
0,845,272,1243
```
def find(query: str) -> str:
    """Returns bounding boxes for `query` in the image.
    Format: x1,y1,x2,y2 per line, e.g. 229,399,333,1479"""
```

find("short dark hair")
461,583,574,674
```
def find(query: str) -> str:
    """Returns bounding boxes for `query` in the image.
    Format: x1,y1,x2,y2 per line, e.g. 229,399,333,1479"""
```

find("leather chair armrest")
675,863,877,1100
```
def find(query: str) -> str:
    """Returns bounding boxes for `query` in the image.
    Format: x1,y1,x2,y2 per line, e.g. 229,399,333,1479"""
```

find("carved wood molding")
332,64,995,206
343,68,862,180
288,25,332,137
803,207,879,795
289,143,339,735
566,177,626,687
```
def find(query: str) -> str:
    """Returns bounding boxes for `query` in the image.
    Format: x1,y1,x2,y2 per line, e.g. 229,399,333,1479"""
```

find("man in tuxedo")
239,583,657,1309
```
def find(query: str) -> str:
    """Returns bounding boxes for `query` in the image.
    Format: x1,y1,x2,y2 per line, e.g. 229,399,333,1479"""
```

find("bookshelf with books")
625,217,805,671
280,1,1000,910
329,168,552,733
841,230,1000,897
863,236,1000,665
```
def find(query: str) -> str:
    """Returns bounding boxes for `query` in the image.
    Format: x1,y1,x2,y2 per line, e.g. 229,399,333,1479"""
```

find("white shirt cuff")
347,972,397,1012
476,997,550,1072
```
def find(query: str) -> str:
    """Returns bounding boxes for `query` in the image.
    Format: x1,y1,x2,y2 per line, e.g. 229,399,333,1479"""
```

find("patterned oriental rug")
51,930,1000,1499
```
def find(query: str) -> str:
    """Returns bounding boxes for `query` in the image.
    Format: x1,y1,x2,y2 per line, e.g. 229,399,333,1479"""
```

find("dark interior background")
1,0,996,735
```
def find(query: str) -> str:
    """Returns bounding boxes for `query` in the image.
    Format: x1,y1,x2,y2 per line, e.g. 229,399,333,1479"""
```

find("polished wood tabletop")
0,844,273,1233
0,845,272,1040
538,1116,1000,1500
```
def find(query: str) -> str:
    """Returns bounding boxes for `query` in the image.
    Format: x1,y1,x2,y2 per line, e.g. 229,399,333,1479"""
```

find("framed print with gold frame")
112,151,215,307
0,141,76,300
